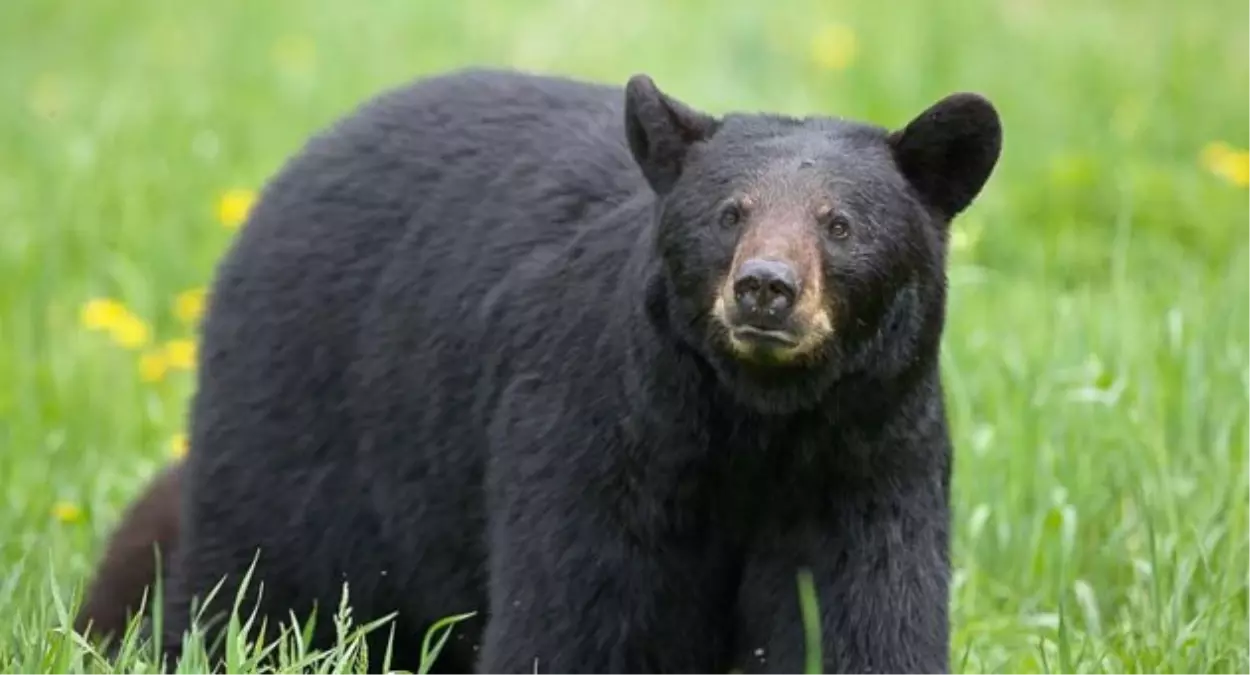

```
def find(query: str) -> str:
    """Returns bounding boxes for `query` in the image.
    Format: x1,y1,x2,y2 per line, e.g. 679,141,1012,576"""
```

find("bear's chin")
703,340,842,416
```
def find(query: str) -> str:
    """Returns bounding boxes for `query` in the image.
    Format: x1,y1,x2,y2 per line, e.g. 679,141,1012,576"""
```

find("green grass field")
1,0,1247,672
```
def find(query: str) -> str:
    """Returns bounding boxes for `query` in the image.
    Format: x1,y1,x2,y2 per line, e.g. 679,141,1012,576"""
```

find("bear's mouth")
730,325,800,350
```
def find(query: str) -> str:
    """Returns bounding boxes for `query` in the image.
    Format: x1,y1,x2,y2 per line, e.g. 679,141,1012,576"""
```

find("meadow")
0,0,1246,672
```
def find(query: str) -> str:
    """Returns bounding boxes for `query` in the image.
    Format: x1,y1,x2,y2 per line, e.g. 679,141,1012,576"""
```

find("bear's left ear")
888,93,1002,220
625,74,719,195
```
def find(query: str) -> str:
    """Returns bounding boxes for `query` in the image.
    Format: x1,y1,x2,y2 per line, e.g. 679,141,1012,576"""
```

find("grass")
0,0,1246,672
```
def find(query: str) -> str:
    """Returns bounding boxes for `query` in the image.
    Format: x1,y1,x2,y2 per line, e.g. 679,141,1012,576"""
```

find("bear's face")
625,76,1002,414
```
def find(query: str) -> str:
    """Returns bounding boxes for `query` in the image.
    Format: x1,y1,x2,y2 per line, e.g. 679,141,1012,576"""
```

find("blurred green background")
0,0,1246,672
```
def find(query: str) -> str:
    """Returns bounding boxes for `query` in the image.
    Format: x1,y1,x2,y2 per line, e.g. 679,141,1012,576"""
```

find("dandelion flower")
809,23,858,72
109,313,150,350
81,297,151,349
1200,142,1249,188
217,188,257,229
52,501,84,524
174,287,207,324
170,433,189,460
139,350,169,383
165,339,197,370
1201,141,1234,168
80,298,128,331
1222,159,1248,187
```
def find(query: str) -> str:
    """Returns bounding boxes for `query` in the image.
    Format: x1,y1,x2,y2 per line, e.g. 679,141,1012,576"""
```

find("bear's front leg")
476,376,733,673
732,478,951,674
475,422,730,675
477,477,732,674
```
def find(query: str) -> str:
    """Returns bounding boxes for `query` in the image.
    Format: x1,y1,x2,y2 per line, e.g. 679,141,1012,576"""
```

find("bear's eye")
719,203,743,229
824,213,852,240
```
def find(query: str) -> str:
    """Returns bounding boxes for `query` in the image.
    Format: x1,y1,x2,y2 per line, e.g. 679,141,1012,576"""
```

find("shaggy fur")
84,68,1002,673
74,463,182,643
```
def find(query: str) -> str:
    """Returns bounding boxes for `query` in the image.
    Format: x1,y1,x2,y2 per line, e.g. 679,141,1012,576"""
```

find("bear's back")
198,68,649,411
218,68,642,316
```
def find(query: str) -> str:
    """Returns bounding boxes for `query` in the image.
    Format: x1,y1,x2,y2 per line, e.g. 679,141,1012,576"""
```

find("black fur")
75,463,182,645
160,68,1002,673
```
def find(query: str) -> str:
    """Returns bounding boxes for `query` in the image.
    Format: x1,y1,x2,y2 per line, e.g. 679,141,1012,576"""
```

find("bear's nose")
732,258,800,329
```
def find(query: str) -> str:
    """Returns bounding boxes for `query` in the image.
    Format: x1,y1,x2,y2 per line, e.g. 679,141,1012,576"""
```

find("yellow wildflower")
165,339,198,370
217,188,257,229
170,433,189,460
80,298,128,331
1224,162,1247,187
52,501,84,524
1200,142,1230,165
109,313,150,350
174,287,207,324
139,350,169,383
1200,142,1250,188
809,23,858,72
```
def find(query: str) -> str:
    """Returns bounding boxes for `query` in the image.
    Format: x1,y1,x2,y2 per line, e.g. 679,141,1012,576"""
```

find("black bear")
75,463,182,643
148,67,1001,673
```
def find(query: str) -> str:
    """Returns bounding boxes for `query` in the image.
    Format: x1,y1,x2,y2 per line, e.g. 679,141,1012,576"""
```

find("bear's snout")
711,213,834,363
732,258,801,330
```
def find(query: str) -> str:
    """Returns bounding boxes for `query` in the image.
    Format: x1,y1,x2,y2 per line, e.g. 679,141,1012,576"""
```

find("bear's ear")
888,93,1002,220
624,74,719,195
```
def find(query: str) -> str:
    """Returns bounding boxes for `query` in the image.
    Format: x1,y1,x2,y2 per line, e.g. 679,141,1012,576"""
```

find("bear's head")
625,75,1002,415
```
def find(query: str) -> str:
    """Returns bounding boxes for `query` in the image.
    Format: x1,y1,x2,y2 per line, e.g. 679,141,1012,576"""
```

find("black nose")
732,258,800,329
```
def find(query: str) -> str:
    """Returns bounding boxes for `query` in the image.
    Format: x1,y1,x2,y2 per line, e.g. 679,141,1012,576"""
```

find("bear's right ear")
888,92,1002,220
625,74,719,195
